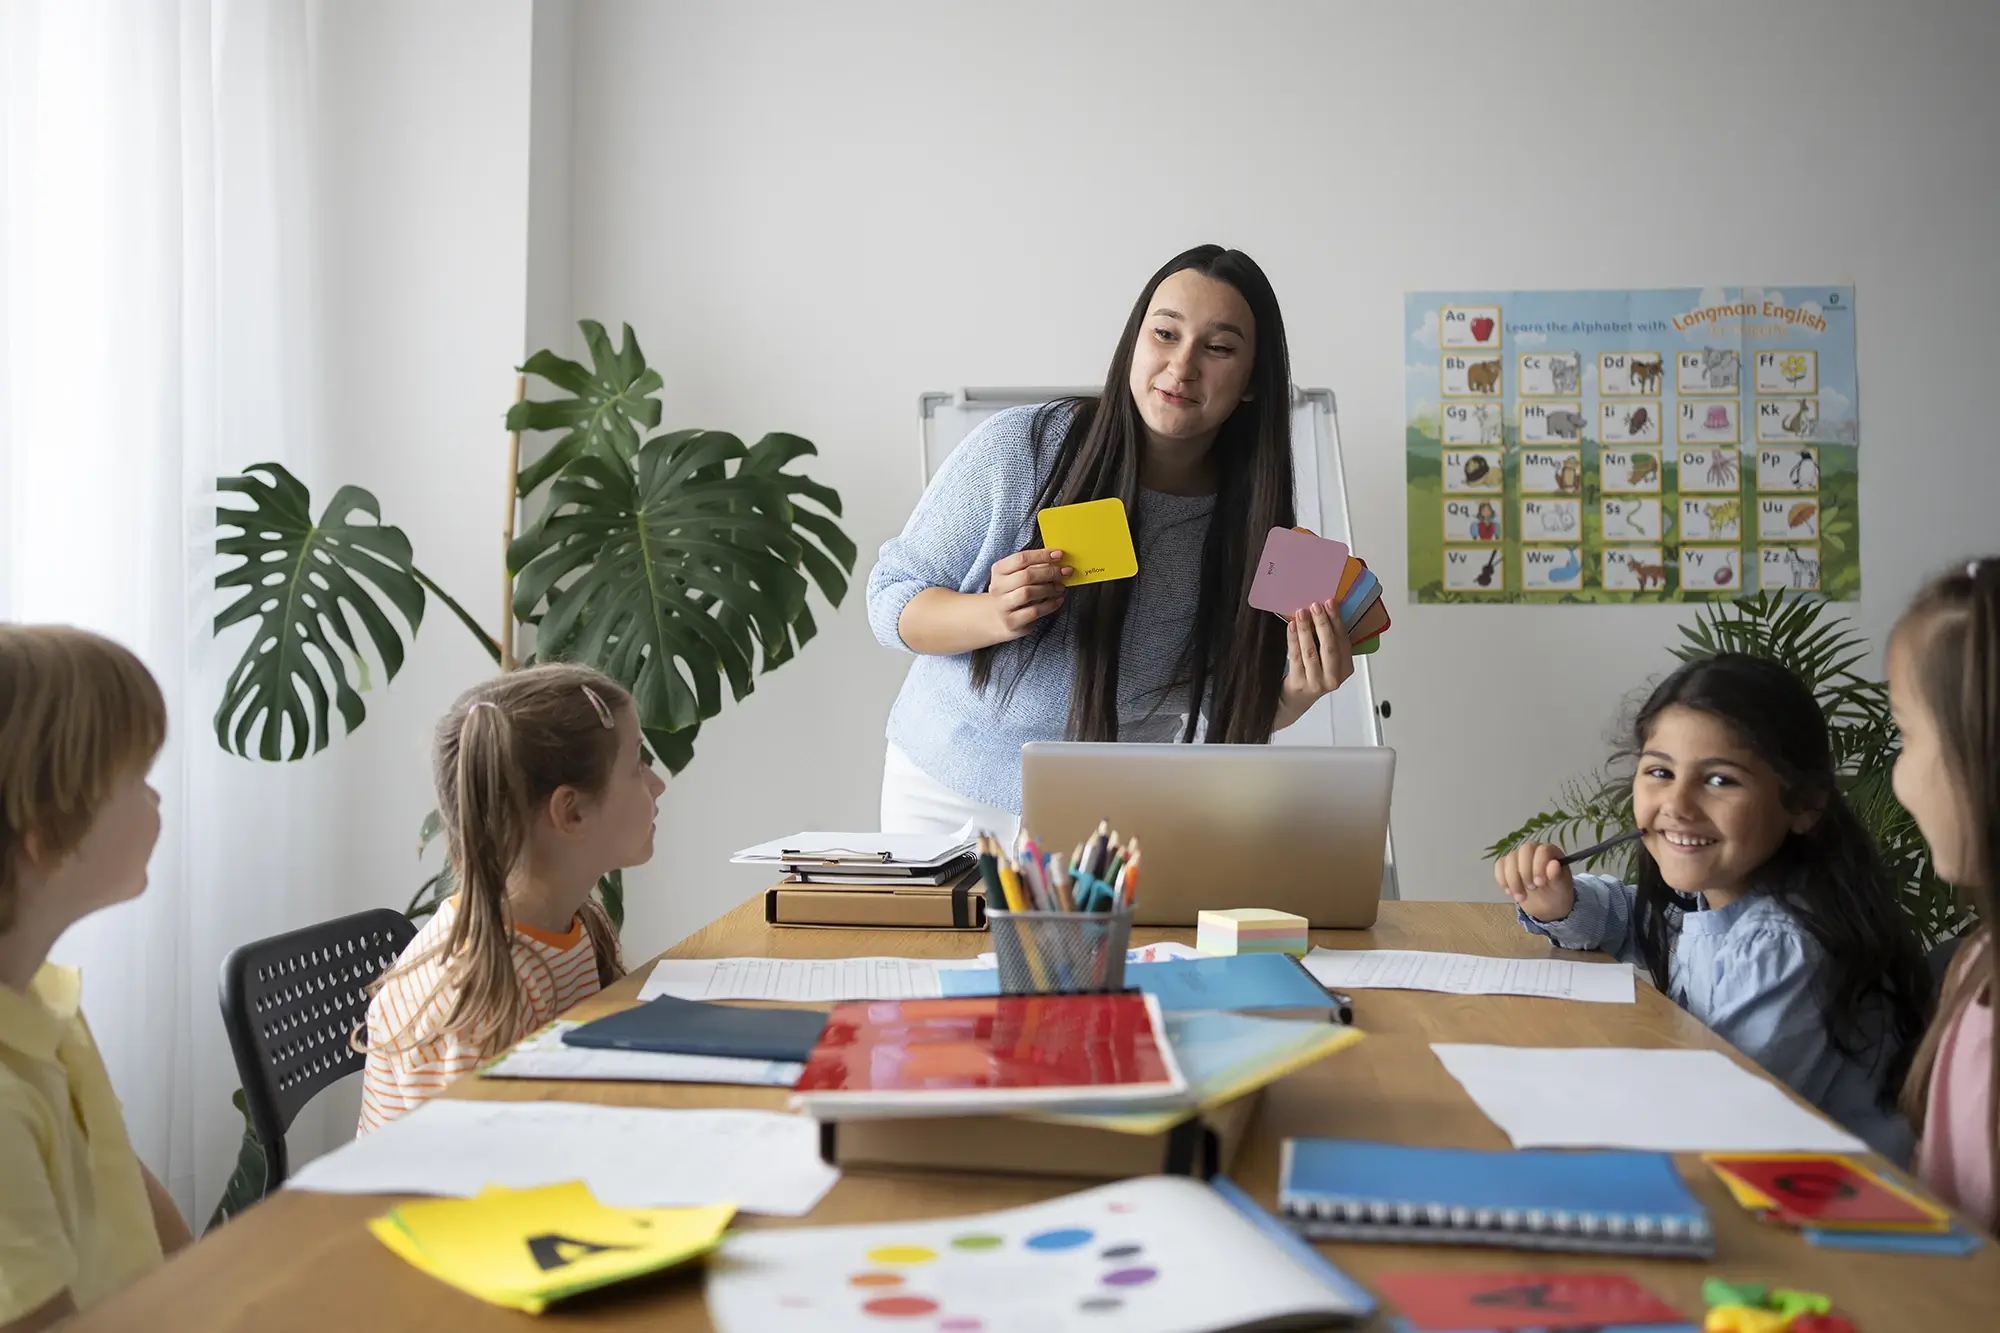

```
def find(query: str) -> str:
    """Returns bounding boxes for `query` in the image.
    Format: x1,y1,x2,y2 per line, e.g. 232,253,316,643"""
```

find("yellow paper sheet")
1038,498,1138,586
370,1181,735,1313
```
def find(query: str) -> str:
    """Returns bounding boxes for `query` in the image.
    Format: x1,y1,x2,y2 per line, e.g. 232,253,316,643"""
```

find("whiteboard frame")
917,385,1399,898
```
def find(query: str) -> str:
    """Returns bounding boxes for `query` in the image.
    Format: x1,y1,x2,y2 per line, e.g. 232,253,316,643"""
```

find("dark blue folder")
560,994,827,1062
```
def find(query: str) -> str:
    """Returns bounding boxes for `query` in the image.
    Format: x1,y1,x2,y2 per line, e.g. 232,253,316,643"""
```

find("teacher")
866,245,1354,835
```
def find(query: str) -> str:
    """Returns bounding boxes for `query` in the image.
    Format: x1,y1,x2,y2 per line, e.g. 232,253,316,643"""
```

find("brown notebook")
764,868,987,930
819,1091,1260,1181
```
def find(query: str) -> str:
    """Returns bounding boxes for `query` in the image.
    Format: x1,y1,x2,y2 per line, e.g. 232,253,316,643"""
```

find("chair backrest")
217,908,417,1187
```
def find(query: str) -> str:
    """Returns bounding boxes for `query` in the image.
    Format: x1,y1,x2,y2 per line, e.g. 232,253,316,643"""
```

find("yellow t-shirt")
0,965,163,1319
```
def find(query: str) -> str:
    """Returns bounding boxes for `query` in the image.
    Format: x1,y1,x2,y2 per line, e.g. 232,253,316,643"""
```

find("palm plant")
1488,592,1970,946
204,321,854,1225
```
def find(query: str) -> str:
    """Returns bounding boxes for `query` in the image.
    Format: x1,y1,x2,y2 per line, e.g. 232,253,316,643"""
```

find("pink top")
1916,957,1996,1231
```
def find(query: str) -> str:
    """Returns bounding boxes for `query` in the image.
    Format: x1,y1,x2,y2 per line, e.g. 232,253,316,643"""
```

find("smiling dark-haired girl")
1494,653,1934,1161
866,246,1355,836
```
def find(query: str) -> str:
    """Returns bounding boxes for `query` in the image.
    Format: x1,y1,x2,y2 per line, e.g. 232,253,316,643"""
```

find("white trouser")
879,742,1018,842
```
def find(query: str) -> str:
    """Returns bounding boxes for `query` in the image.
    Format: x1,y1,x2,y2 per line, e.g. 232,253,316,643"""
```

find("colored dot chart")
704,1176,1353,1332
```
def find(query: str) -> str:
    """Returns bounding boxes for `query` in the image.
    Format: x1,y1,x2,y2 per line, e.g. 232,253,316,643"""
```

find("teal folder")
941,952,1340,1020
1279,1139,1714,1258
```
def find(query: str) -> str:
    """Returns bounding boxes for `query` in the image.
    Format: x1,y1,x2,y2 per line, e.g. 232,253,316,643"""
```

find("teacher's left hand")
1280,600,1355,713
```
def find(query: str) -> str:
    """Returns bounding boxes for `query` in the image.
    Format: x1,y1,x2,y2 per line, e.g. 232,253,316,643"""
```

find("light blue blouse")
1521,875,1912,1162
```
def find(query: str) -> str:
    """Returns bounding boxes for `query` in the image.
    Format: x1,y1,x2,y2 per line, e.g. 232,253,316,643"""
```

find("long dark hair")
970,245,1295,742
1896,559,1999,1210
1626,653,1931,1106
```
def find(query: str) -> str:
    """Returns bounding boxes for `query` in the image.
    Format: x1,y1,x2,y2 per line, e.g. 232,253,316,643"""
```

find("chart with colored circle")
704,1176,1369,1332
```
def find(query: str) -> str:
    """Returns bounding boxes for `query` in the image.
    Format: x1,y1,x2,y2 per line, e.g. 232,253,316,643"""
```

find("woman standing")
867,245,1354,835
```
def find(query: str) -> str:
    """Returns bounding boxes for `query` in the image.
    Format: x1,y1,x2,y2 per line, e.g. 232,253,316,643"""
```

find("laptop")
1019,743,1395,928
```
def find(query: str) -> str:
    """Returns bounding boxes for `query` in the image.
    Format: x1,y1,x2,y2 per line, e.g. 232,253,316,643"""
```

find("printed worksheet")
639,956,982,1003
1301,948,1634,1004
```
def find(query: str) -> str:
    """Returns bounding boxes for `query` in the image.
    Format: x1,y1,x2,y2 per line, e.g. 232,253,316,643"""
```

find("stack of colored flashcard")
1703,1153,1950,1232
1702,1152,1984,1256
1197,908,1309,958
1248,527,1390,654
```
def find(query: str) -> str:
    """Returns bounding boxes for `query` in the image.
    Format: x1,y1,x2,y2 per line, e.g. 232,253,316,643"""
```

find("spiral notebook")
1278,1139,1714,1258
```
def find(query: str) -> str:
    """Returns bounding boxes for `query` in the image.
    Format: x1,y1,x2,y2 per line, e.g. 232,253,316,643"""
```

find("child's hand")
1495,842,1575,922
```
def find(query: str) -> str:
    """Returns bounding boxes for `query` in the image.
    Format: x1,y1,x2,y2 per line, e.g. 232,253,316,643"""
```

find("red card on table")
1375,1271,1684,1332
1707,1153,1948,1229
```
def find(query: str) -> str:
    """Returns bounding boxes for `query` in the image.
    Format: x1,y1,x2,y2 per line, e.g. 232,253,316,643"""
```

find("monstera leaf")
509,321,665,496
508,427,854,773
213,465,429,760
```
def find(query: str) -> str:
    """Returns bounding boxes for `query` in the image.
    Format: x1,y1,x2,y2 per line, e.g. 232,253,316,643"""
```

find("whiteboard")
918,385,1398,898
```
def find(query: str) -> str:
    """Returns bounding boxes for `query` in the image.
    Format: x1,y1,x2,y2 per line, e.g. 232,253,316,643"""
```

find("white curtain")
0,0,350,1224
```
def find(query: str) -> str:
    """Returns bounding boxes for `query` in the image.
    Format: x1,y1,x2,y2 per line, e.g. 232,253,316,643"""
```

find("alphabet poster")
1404,287,1859,604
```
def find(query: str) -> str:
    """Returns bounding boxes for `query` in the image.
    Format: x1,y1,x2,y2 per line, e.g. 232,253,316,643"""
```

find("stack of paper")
1197,908,1309,958
731,831,975,882
370,1182,733,1314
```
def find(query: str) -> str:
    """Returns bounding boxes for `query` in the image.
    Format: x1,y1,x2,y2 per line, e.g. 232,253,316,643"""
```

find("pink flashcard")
1248,526,1351,616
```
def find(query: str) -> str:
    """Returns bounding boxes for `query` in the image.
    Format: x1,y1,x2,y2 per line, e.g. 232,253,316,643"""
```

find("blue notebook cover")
561,995,828,1062
942,952,1337,1015
1280,1139,1713,1258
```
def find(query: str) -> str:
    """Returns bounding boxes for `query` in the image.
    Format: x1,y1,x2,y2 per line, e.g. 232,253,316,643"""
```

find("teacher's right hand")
985,548,1073,641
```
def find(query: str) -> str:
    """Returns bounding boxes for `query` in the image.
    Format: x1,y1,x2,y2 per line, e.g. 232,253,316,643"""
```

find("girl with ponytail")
358,664,664,1131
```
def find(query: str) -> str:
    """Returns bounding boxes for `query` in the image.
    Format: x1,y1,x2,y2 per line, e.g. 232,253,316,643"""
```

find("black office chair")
217,908,416,1192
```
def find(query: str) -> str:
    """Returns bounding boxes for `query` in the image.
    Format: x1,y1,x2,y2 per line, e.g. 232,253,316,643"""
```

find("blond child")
358,664,663,1131
1893,560,2000,1231
0,627,192,1330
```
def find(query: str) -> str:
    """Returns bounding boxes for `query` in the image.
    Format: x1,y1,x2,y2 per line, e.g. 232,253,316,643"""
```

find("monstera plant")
203,321,854,1225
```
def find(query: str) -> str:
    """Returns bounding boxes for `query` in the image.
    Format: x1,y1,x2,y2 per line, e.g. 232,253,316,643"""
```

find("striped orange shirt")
357,896,606,1134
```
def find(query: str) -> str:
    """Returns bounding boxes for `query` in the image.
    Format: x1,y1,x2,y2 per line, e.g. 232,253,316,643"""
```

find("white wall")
291,0,537,1151
559,0,2000,961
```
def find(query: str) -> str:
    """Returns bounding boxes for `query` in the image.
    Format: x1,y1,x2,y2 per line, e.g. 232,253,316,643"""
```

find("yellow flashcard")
369,1181,735,1313
1037,498,1138,587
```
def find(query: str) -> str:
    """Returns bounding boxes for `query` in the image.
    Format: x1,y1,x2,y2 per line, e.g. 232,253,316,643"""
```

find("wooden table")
78,901,1997,1330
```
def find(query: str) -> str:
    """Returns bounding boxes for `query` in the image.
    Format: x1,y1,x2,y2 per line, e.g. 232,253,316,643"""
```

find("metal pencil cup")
988,909,1134,994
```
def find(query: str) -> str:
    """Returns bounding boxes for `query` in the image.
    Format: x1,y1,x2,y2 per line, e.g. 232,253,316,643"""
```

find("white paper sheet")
639,956,982,1003
481,1021,803,1086
1303,947,1635,1004
286,1100,838,1216
1431,1044,1867,1153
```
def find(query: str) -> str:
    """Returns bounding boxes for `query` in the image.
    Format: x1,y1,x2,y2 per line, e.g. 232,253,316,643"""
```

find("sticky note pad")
1037,498,1137,586
1197,908,1310,958
1250,527,1351,615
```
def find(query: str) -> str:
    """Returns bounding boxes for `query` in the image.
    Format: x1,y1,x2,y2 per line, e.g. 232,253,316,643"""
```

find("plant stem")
415,568,502,664
501,372,526,670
